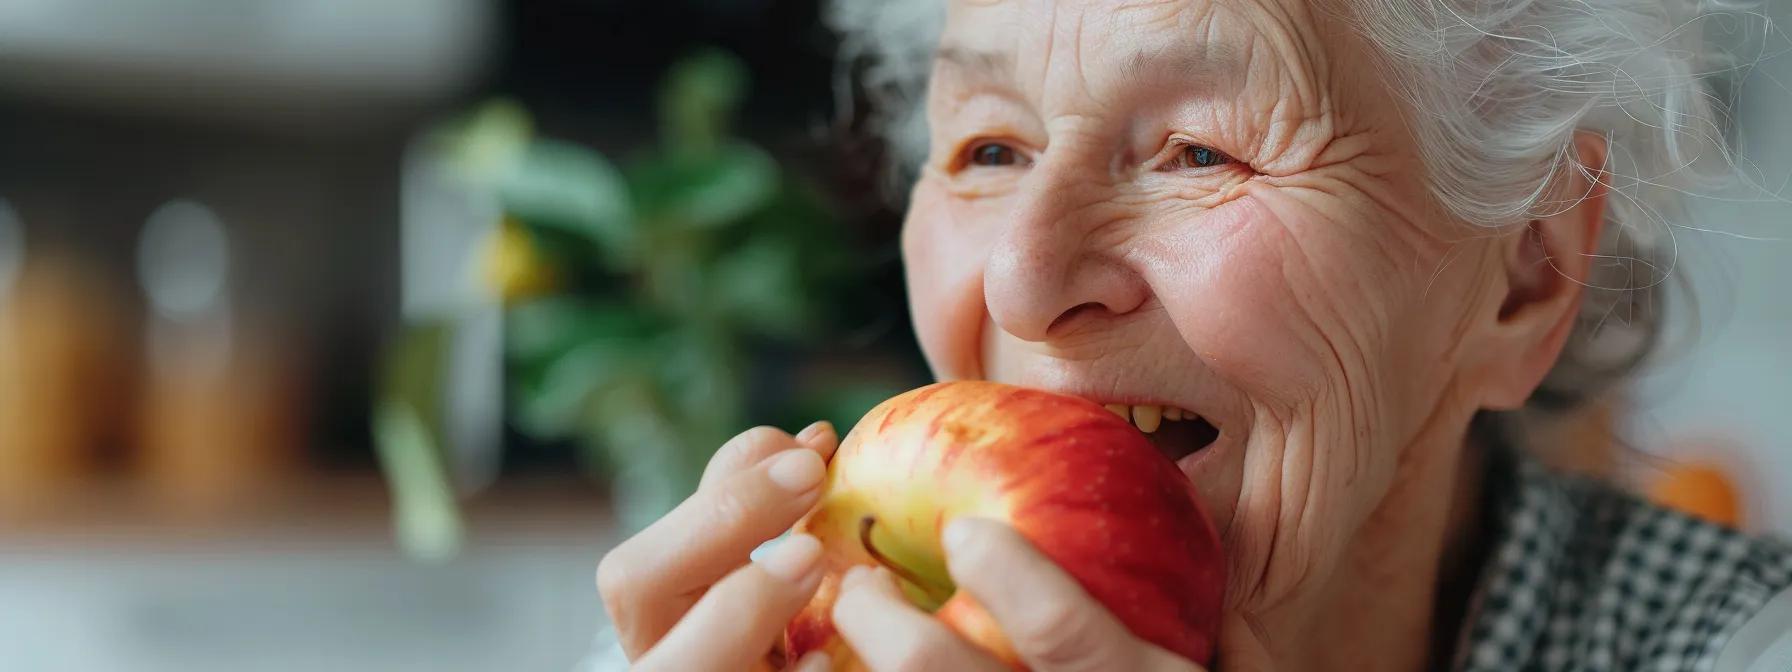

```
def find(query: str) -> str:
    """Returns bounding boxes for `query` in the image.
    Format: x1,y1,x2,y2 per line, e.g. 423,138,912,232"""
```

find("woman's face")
903,0,1544,621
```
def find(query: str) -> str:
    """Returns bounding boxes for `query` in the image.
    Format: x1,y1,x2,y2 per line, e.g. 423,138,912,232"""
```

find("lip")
1043,385,1247,446
973,346,1250,468
1045,390,1229,464
1173,425,1233,475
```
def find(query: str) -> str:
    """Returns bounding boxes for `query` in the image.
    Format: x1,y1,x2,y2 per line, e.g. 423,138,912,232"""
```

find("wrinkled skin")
595,0,1605,669
902,0,1604,668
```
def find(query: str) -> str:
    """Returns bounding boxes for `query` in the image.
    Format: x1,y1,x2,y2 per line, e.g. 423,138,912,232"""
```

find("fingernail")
942,517,976,554
758,533,823,583
792,651,832,672
796,420,833,444
841,564,870,587
767,449,825,493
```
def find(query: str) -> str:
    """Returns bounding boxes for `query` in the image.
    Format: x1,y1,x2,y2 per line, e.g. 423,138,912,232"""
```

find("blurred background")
0,1,1784,670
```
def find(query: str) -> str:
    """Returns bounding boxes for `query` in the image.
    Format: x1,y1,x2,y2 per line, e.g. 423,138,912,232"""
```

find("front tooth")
1132,405,1162,433
1163,407,1183,421
1105,404,1129,419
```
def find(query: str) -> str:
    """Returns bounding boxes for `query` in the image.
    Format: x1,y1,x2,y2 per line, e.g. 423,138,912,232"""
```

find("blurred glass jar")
134,200,304,515
0,201,129,518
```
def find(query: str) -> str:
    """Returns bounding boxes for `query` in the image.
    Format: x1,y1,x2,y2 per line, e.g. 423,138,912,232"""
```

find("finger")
832,566,1008,672
598,446,827,655
1141,647,1210,672
789,651,833,672
943,517,1161,671
633,534,826,672
702,422,838,490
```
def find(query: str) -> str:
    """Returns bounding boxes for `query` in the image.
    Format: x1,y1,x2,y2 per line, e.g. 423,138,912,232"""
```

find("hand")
596,422,840,671
831,517,1209,672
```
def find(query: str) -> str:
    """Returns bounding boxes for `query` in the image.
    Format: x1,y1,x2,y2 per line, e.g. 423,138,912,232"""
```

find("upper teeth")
1103,403,1198,434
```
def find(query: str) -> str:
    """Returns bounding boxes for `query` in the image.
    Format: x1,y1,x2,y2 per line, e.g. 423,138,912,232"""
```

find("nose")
983,172,1150,343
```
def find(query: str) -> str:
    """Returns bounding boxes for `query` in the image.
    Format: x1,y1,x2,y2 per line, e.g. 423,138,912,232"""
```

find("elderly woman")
594,0,1792,669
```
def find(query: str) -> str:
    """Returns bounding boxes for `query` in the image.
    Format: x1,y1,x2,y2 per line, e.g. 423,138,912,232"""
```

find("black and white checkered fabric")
1457,451,1792,672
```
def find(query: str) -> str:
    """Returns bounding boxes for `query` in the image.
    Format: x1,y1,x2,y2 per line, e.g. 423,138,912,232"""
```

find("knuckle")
594,548,634,605
711,428,751,461
594,552,643,634
1016,602,1107,666
704,425,787,479
946,532,1002,583
734,426,787,456
830,584,870,623
726,564,782,607
707,486,756,531
886,639,954,672
962,520,1034,564
740,424,786,444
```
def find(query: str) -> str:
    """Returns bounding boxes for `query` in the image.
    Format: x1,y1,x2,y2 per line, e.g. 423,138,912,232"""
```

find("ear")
1474,132,1609,410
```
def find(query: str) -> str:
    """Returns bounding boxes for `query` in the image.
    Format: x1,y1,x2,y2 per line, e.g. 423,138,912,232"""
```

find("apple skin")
784,381,1226,670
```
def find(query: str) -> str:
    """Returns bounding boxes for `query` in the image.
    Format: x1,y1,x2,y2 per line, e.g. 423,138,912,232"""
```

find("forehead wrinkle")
1067,7,1111,113
1112,0,1202,37
935,45,1016,84
1113,0,1195,14
938,35,1247,101
1121,40,1245,93
936,0,1343,164
1217,0,1336,168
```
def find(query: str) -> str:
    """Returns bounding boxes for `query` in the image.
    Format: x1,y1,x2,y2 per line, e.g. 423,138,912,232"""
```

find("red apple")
784,381,1225,670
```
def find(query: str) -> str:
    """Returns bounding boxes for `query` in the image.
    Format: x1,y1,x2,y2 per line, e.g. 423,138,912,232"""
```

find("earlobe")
1478,133,1610,410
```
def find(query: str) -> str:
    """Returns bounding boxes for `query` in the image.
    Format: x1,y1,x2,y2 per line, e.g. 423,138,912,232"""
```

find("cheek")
1143,189,1464,605
1140,196,1337,409
1146,185,1464,417
902,186,1002,380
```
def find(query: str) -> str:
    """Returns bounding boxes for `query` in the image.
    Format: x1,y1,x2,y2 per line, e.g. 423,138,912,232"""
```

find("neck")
1217,416,1488,671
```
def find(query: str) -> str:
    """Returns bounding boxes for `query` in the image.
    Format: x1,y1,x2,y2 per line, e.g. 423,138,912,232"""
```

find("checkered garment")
1456,450,1792,672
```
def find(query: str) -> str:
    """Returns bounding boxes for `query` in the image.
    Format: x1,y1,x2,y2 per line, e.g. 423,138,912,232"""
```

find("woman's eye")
1170,144,1234,170
968,142,1023,168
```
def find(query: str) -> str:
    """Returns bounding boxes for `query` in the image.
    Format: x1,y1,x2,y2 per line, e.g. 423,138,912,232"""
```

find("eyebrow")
1125,42,1242,88
934,45,1015,82
934,41,1244,94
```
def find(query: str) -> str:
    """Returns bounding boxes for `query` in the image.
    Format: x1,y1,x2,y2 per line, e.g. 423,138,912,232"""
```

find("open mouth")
1099,403,1221,463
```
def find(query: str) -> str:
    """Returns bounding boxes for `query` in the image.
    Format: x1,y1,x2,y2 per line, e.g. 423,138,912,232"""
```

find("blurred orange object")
137,324,306,516
1649,463,1742,528
0,252,130,517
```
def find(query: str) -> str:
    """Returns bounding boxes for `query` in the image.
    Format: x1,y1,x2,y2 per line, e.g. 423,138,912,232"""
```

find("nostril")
983,228,1149,342
1046,302,1109,336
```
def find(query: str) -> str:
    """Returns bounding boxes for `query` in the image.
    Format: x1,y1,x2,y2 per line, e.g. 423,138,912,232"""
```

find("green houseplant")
376,49,917,556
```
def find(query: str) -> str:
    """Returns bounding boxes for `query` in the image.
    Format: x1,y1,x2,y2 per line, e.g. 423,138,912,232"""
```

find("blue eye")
1179,145,1232,169
969,142,1021,167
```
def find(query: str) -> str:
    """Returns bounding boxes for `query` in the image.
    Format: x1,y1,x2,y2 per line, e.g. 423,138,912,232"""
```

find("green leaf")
437,98,535,185
373,399,464,563
371,322,464,563
783,382,910,439
654,329,745,447
586,384,702,532
506,298,665,438
627,142,779,232
501,140,634,261
513,342,652,440
708,234,811,339
659,48,749,153
506,296,659,363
